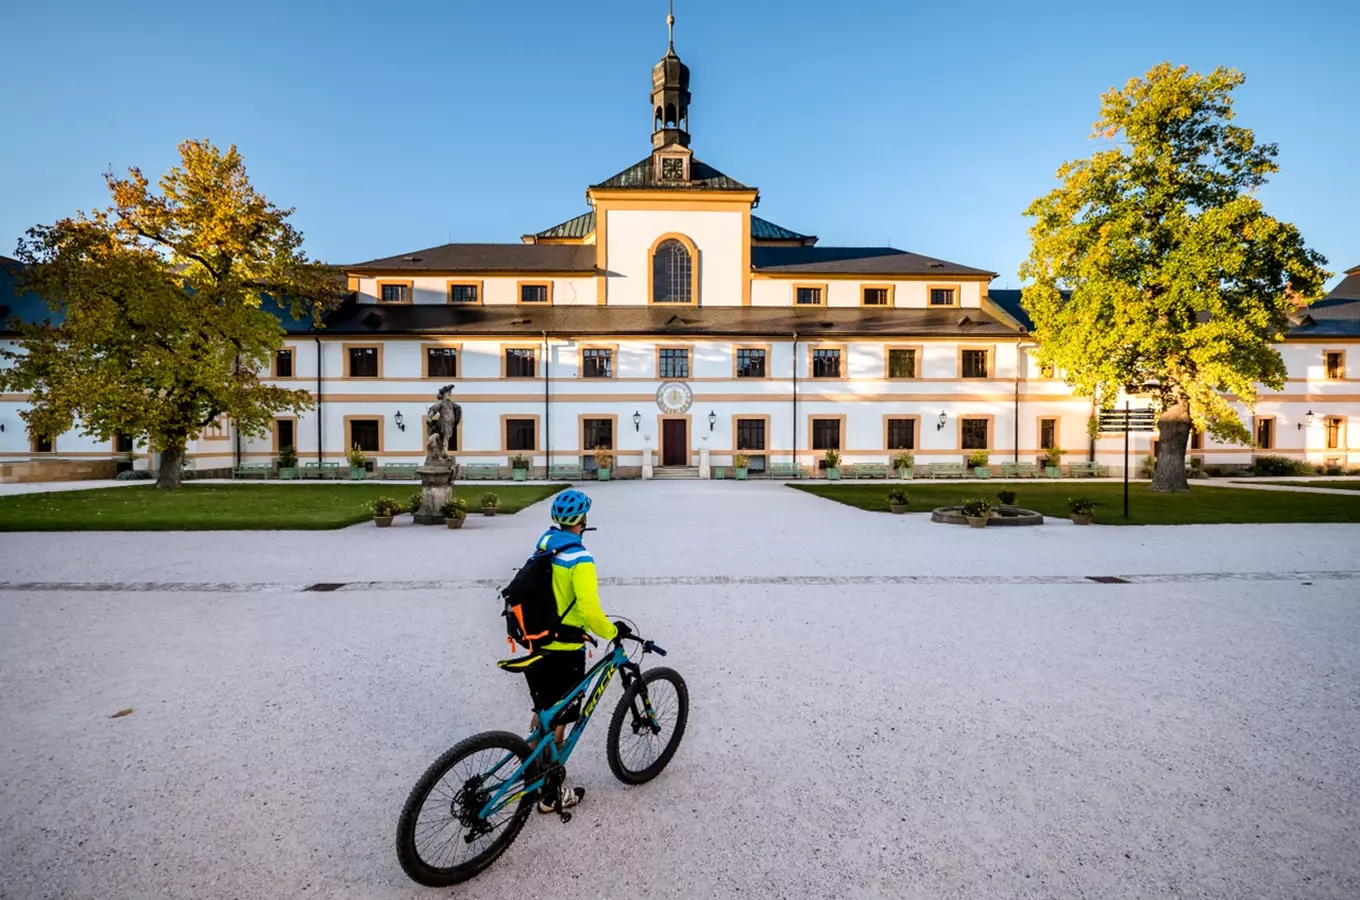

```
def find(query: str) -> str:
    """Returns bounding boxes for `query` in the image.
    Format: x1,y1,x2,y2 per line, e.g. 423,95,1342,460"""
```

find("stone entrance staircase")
651,466,700,480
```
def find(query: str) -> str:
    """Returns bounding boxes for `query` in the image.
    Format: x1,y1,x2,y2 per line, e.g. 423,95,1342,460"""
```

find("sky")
2,0,1355,288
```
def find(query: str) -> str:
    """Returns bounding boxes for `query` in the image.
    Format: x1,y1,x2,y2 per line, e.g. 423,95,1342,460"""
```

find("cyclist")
524,488,627,814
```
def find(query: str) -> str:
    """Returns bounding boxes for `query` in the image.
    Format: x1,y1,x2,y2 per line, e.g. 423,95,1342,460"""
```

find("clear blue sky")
2,0,1355,287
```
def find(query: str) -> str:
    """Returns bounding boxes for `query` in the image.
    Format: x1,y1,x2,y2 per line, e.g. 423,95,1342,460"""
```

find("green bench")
928,462,968,479
769,462,804,479
301,461,341,479
1069,462,1108,477
548,458,584,481
380,463,419,480
231,463,272,479
998,462,1040,478
462,463,501,480
849,463,890,480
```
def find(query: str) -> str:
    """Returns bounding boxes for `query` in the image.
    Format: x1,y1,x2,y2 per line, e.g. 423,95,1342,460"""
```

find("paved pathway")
1,482,1357,900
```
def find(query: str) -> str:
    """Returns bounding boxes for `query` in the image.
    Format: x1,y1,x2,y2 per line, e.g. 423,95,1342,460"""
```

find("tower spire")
667,0,675,51
650,0,691,150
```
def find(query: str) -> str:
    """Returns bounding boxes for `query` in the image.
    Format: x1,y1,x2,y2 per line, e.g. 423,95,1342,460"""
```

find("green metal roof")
750,215,812,242
534,211,812,243
590,156,752,191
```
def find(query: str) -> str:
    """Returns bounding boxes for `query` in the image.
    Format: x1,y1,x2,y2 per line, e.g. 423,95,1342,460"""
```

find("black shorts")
524,650,586,724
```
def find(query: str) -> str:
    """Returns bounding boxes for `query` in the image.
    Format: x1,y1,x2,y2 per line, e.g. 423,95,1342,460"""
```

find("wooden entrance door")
661,419,688,466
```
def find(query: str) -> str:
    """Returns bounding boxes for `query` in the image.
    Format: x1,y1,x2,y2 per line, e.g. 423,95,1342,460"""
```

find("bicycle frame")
477,643,649,819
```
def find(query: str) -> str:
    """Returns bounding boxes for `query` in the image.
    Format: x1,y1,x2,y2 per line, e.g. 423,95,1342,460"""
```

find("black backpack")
500,545,585,653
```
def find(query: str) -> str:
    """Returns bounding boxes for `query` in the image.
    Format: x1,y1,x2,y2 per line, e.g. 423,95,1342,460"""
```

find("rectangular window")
887,418,915,450
33,434,54,453
520,283,549,304
506,418,536,451
204,416,228,440
115,433,134,453
796,287,823,305
379,283,409,303
1039,418,1057,450
349,419,379,453
1191,430,1203,451
1325,417,1343,450
505,349,536,378
736,418,766,451
812,349,842,378
1255,417,1274,450
277,419,295,451
736,348,766,378
1325,351,1345,380
659,348,690,379
862,287,889,306
583,418,614,450
961,349,989,379
961,418,989,450
448,284,479,304
427,347,457,378
348,347,379,378
275,349,293,378
887,348,916,379
582,349,613,379
812,418,841,451
929,288,955,306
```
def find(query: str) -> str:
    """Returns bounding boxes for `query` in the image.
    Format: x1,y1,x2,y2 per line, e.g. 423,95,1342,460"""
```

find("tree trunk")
156,445,185,490
1151,395,1190,493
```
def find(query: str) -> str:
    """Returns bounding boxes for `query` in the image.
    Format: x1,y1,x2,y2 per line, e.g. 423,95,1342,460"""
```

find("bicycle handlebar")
613,632,666,656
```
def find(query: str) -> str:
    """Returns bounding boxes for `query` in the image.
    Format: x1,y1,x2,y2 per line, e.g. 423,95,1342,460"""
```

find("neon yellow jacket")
536,528,617,651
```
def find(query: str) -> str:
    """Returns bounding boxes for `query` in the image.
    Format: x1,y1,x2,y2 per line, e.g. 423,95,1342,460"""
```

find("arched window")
652,238,693,304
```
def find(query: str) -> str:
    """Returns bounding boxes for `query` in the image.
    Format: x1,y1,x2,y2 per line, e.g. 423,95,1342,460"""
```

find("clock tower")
651,1,693,183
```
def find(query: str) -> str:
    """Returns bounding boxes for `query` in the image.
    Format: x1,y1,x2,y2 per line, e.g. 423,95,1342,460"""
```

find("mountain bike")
395,629,688,887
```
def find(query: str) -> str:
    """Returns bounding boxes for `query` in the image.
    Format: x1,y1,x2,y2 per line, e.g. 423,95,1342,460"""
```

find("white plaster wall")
750,278,984,308
354,276,595,307
603,209,744,306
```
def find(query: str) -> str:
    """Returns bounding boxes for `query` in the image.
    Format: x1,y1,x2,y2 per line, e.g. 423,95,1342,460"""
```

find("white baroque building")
2,31,1358,482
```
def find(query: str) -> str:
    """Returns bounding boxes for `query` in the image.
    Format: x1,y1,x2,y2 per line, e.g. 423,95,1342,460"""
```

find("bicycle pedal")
557,810,572,824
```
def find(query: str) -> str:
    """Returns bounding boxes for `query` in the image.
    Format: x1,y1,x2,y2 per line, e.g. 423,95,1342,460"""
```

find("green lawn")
1244,480,1360,491
791,481,1360,525
0,483,568,531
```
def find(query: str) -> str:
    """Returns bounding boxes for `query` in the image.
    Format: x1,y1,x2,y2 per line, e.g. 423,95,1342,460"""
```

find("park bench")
301,461,341,479
929,462,967,479
1068,461,1108,477
998,462,1039,478
849,462,890,480
548,458,584,481
461,463,501,480
768,462,804,479
380,463,419,480
231,463,272,480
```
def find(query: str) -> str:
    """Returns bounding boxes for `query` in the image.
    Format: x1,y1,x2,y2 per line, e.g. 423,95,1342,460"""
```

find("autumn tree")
1020,64,1329,492
1,140,341,488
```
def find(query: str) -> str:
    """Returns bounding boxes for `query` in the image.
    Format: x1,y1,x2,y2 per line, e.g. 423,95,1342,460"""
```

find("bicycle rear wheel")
606,667,689,785
395,730,536,887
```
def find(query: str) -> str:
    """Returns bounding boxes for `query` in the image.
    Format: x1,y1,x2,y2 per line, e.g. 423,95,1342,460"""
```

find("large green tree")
2,140,342,488
1020,64,1329,491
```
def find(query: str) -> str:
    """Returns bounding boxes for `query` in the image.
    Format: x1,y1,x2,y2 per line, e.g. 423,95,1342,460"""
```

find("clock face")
661,157,684,181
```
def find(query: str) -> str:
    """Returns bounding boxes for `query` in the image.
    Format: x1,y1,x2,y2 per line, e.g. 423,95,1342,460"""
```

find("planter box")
972,467,991,479
889,504,908,514
965,516,989,529
374,516,393,528
349,469,367,481
597,468,612,482
446,517,465,529
1070,513,1093,525
735,467,748,481
1044,466,1062,478
897,467,914,480
482,507,498,517
278,467,298,480
826,468,841,480
512,469,527,482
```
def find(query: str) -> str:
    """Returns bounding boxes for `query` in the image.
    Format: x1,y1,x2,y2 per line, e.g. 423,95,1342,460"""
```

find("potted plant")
887,487,909,514
368,496,402,527
732,453,750,481
511,454,529,482
891,451,915,480
997,488,1017,506
441,497,468,529
346,443,368,480
824,448,842,480
593,446,614,482
960,497,993,528
969,450,991,479
407,490,423,515
278,445,298,480
479,491,500,517
1068,497,1096,525
1044,447,1065,478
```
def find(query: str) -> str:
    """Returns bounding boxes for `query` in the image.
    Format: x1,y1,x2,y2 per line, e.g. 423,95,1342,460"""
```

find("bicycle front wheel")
395,730,536,887
606,666,689,785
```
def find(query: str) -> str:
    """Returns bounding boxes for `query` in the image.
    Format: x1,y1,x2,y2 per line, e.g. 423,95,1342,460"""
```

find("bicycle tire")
395,730,536,887
606,666,689,785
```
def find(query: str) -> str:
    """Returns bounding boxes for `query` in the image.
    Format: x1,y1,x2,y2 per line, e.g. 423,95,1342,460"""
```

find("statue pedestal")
413,462,456,525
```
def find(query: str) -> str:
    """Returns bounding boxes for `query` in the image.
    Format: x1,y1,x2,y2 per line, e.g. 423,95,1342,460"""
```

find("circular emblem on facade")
656,381,694,414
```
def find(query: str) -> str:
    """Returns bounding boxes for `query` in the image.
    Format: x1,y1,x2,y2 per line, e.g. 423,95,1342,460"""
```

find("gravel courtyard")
1,482,1357,900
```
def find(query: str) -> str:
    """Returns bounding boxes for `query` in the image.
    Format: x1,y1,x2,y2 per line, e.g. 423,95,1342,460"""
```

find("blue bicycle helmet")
550,489,592,526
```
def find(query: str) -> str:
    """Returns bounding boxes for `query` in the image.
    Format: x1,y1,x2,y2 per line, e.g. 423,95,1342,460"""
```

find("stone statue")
424,384,462,466
414,384,462,525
